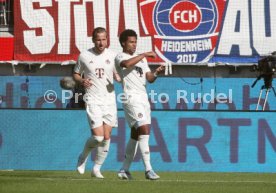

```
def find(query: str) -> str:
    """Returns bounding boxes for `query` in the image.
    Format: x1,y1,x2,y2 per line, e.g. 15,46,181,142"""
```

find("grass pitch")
1,170,276,193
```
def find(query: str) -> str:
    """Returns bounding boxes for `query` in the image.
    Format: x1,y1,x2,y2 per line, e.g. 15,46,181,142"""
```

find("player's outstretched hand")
144,51,157,58
82,78,92,88
155,64,165,75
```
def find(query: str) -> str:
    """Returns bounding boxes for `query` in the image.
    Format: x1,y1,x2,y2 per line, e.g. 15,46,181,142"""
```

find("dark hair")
92,27,107,40
119,29,137,47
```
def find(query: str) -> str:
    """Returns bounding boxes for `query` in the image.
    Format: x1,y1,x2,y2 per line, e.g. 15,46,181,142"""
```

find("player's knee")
93,136,104,143
131,128,139,140
103,135,110,140
138,125,150,135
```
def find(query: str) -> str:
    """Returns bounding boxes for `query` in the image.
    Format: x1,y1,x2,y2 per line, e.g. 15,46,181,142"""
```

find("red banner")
14,0,226,63
14,0,86,61
12,0,276,64
0,37,14,61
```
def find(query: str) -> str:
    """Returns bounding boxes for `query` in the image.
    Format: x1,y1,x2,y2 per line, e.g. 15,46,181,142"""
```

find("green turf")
1,171,276,193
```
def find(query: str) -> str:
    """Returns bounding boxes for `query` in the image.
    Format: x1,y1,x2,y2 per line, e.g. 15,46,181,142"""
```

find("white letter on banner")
217,0,252,56
21,0,55,54
123,1,152,53
108,0,121,51
74,0,106,52
251,0,276,55
56,0,79,54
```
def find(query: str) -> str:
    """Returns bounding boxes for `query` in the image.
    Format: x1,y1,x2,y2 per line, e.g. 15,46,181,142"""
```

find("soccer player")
73,27,120,178
115,29,165,180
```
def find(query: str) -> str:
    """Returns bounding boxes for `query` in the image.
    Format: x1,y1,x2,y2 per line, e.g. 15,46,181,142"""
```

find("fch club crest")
139,0,226,63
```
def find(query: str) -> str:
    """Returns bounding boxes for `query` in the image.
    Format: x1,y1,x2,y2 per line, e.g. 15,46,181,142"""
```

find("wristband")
153,72,158,77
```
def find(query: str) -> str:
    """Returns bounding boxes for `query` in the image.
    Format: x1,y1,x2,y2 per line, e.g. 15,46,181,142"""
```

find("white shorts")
86,103,118,129
123,100,151,129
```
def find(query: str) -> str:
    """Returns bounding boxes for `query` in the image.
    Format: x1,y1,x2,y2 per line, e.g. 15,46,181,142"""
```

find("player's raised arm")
146,64,165,83
120,51,156,68
118,29,157,68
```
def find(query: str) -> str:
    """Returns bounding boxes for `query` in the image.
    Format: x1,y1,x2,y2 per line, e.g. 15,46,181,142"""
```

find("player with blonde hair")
74,27,120,178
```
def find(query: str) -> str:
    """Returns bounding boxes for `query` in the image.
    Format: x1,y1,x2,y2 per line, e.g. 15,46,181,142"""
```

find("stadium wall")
0,109,275,172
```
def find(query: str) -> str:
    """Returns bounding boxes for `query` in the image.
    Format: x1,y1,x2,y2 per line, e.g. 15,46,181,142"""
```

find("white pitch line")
5,177,276,184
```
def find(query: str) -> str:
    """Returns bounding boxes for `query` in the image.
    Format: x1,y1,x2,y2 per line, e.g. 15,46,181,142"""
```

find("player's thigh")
124,103,150,128
123,104,138,128
86,103,104,130
103,104,118,128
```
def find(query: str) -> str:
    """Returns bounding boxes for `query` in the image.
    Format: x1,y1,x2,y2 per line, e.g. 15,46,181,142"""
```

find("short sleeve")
74,55,84,74
115,53,125,68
